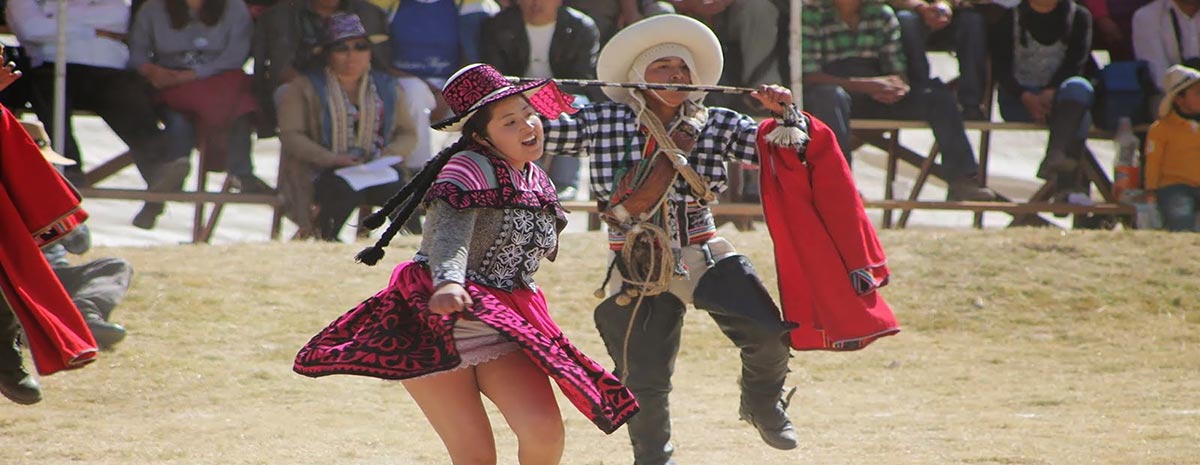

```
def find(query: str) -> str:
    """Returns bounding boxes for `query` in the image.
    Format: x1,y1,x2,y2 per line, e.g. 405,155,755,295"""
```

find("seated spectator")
990,0,1095,194
6,0,189,223
129,0,266,230
480,0,600,199
253,0,390,137
802,0,998,201
1133,0,1200,96
384,0,473,84
891,0,989,120
1086,0,1153,62
18,120,133,349
43,228,132,350
563,0,674,44
1144,64,1200,231
376,0,498,175
673,0,783,101
277,13,419,240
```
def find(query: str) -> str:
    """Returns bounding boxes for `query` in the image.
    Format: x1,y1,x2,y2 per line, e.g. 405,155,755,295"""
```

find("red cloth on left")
757,115,900,351
158,70,258,173
0,104,97,375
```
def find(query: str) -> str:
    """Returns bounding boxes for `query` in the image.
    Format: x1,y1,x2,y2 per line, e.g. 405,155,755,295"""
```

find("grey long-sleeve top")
128,0,253,78
415,199,560,292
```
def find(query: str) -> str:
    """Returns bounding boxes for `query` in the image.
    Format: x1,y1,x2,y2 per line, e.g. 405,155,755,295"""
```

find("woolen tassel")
354,246,386,266
764,103,808,149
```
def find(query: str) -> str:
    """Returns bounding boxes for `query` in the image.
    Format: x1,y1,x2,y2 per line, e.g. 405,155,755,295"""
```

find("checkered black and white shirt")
543,101,760,204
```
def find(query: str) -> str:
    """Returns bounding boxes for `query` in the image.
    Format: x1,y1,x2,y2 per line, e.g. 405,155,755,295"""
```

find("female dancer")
294,63,637,465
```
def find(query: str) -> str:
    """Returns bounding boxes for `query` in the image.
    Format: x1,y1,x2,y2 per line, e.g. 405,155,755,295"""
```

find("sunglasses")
330,41,371,53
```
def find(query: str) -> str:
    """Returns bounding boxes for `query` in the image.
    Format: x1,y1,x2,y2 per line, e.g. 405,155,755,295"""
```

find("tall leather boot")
692,256,797,450
595,292,686,465
1039,101,1089,180
0,304,41,405
738,385,799,451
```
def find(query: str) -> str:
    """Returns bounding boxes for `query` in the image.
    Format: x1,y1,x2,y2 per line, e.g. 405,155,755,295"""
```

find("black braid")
359,149,446,230
354,136,472,266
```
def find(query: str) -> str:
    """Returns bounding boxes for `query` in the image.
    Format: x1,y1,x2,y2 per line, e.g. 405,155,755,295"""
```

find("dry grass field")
1,228,1197,465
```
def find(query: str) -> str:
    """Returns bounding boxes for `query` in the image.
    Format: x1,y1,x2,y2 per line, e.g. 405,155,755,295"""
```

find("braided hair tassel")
354,136,471,266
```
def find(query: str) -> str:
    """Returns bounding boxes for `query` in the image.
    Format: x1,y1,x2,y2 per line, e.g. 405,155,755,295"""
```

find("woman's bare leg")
476,351,565,465
402,368,497,465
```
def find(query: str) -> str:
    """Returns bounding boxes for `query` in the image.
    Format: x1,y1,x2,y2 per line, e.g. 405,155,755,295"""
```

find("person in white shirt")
1133,0,1200,92
480,0,600,199
5,0,186,207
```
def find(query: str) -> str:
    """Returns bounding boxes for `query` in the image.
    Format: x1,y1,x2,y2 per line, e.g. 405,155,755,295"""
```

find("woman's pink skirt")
294,261,638,434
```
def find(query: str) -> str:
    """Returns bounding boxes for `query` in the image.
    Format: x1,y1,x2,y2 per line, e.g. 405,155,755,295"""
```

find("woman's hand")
917,1,953,32
750,84,794,116
0,60,21,93
139,63,197,89
1020,91,1046,123
428,282,473,316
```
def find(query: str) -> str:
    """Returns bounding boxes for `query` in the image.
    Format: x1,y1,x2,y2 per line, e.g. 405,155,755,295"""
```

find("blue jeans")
997,77,1095,138
896,8,988,112
804,80,980,181
458,11,489,65
162,109,255,177
1156,184,1200,232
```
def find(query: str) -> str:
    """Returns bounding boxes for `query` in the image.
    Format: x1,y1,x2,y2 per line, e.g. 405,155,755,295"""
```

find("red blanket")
158,70,258,173
0,105,96,374
757,116,900,351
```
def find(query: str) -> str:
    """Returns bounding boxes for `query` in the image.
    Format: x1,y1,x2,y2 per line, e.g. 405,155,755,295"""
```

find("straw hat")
595,14,723,106
20,120,75,165
1159,64,1200,118
431,63,554,132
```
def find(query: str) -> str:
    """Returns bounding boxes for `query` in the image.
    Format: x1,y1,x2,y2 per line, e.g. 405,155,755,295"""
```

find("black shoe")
1036,151,1078,180
739,387,799,450
132,204,162,230
0,368,42,405
84,313,126,350
947,178,1001,202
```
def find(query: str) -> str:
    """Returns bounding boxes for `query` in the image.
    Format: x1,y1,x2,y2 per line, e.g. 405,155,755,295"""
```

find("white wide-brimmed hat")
596,14,723,106
1159,64,1200,118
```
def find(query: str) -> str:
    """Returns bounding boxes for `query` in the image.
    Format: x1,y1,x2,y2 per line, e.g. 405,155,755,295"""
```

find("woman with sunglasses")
277,13,420,240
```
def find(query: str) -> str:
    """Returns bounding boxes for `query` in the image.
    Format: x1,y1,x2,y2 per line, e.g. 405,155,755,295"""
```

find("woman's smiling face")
477,95,544,169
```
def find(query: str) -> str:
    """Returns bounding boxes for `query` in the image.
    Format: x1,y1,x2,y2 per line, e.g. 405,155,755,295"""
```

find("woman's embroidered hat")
596,14,723,106
313,12,387,53
432,63,576,132
20,121,75,166
1160,64,1200,117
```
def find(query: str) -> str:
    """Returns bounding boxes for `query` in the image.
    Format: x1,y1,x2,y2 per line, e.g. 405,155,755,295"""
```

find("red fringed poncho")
757,115,900,351
0,105,96,374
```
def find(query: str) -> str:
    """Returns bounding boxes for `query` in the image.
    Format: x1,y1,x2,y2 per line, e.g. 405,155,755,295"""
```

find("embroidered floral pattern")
294,261,639,434
467,209,558,290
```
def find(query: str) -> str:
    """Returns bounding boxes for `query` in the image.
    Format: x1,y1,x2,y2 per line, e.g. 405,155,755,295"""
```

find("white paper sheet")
334,155,404,191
